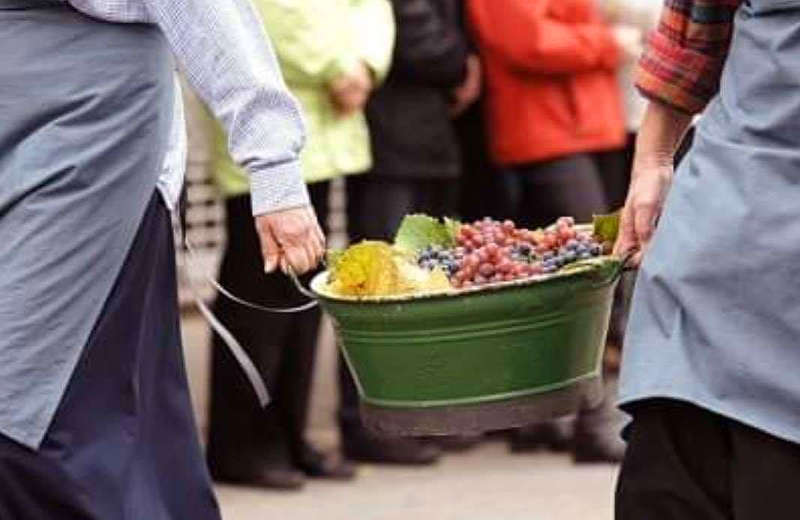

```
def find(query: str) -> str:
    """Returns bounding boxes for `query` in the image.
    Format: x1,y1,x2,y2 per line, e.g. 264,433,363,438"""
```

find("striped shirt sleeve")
635,0,741,114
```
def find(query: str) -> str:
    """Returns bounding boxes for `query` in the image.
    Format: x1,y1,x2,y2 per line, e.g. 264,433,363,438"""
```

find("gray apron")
0,0,175,448
620,0,800,443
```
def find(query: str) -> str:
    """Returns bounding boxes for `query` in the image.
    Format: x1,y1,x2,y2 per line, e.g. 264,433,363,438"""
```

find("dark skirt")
0,194,221,520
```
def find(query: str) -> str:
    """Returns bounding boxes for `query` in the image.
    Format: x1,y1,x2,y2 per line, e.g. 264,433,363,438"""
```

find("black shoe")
572,437,625,464
509,417,575,453
295,444,357,481
210,465,307,491
342,427,441,465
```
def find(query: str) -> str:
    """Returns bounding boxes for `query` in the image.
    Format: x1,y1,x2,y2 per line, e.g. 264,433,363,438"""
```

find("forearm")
634,100,693,173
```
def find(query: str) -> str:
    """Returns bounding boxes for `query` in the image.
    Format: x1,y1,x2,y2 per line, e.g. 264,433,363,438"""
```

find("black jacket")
366,0,469,180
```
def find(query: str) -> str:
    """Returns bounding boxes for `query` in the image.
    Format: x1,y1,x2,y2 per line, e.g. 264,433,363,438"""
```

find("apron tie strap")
177,214,320,408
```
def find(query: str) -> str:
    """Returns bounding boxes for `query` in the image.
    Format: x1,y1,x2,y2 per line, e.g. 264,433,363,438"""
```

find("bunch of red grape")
450,218,544,288
416,216,605,289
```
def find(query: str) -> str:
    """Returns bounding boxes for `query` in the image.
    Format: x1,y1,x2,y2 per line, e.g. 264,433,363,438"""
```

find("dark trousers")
502,153,609,229
206,183,329,472
617,399,800,520
595,135,635,213
339,174,458,430
0,194,220,520
455,100,506,222
345,175,458,240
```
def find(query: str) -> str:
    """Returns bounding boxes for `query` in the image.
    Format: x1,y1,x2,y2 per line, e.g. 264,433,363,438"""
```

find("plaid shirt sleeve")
636,0,742,114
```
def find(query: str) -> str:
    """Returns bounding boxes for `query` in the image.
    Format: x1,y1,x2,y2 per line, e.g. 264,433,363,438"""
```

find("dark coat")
366,0,469,180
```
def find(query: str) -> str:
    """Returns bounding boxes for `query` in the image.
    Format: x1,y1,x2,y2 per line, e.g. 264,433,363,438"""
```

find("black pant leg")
207,193,318,471
616,400,733,520
346,175,415,241
416,179,459,219
730,420,800,519
594,138,634,212
514,153,609,230
281,182,329,457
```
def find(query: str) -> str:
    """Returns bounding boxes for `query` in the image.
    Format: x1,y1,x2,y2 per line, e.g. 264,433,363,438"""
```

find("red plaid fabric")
636,0,741,114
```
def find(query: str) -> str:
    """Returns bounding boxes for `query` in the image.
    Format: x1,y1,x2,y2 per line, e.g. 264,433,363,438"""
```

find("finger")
259,224,281,273
284,246,312,275
309,231,325,266
630,249,644,268
633,200,658,248
313,221,326,255
303,240,321,271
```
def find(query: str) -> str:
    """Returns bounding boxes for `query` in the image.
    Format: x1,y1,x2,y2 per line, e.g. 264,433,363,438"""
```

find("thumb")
613,205,637,257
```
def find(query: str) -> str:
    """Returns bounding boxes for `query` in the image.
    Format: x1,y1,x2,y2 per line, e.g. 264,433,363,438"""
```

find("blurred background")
174,1,662,517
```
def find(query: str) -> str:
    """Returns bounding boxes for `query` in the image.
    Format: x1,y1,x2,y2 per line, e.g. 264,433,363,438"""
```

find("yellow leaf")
328,241,408,296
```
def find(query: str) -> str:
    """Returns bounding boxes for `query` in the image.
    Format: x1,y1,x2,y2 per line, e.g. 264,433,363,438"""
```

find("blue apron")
0,2,221,518
620,0,800,444
0,1,173,448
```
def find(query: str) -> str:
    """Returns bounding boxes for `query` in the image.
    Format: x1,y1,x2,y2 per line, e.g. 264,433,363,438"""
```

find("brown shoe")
296,445,357,481
342,427,441,465
211,466,306,491
509,417,575,453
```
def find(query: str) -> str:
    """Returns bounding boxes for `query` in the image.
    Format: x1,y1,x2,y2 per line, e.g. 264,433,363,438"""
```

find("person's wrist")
249,160,310,216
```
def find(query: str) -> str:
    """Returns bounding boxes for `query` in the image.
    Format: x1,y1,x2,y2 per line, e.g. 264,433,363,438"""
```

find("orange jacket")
468,0,626,166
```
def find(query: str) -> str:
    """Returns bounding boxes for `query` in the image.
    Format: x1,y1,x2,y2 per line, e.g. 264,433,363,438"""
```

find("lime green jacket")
212,0,395,196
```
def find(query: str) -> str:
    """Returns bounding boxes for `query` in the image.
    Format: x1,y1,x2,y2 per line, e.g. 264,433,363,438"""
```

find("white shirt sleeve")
68,0,310,215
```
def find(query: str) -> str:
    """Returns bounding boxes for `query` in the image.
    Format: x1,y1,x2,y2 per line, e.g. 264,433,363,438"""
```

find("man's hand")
450,55,482,117
330,61,373,117
256,205,326,275
614,157,673,266
613,100,693,266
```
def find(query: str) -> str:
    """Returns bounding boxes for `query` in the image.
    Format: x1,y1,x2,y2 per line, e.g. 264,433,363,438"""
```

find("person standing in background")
468,0,628,463
206,0,394,490
453,1,505,223
341,0,480,464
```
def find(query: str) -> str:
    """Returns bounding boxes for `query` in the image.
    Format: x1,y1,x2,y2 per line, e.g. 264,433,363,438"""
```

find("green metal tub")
310,257,622,437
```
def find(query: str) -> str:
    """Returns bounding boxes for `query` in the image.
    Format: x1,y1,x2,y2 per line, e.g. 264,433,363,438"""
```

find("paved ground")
181,315,618,520
216,442,618,520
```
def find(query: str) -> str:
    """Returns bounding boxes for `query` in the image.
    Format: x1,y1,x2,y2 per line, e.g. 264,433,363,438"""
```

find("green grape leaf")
394,214,455,253
593,210,621,244
444,217,462,243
